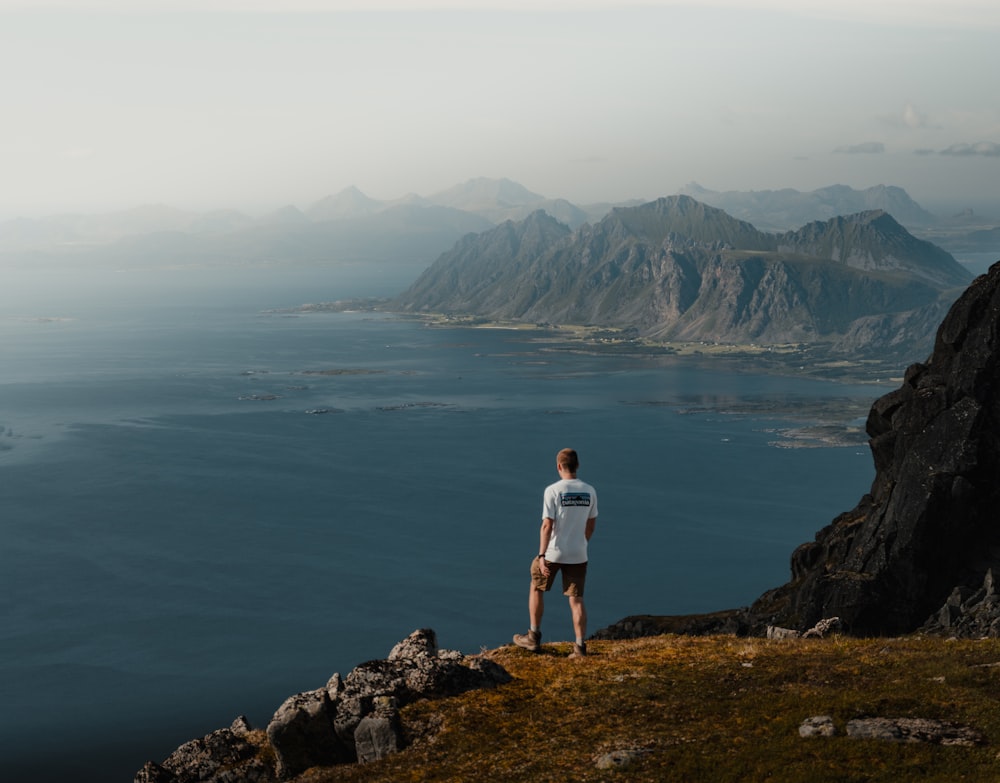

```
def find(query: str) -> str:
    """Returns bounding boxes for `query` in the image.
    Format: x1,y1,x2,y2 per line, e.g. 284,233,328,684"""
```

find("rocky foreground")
135,629,511,782
136,630,1000,783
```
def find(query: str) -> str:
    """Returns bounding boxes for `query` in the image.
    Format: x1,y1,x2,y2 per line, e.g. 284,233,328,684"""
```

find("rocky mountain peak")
778,210,969,288
601,194,772,249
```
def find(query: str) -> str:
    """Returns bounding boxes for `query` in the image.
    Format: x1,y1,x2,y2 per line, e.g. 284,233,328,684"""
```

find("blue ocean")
0,265,878,781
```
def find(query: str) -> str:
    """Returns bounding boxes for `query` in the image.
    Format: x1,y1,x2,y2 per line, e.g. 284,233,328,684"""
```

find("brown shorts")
530,557,587,597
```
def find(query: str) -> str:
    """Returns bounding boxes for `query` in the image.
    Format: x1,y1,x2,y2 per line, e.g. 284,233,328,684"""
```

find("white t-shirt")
542,477,598,564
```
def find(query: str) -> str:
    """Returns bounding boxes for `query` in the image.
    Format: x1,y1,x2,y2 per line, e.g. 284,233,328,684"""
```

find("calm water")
0,266,878,780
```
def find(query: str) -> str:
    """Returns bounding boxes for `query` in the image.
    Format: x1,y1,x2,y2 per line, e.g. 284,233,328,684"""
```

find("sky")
2,0,999,218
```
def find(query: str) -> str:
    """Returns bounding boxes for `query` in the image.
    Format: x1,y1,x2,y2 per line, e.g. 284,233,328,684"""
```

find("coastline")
280,302,895,448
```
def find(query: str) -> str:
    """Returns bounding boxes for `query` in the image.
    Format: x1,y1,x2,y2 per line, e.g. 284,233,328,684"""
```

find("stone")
923,569,1000,637
387,627,438,660
766,625,800,640
354,698,403,763
267,687,351,778
802,617,841,638
845,717,983,746
799,716,836,738
594,748,651,770
134,762,177,783
145,717,275,783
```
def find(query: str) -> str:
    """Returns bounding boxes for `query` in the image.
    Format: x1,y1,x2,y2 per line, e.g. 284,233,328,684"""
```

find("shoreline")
280,301,909,387
280,302,891,449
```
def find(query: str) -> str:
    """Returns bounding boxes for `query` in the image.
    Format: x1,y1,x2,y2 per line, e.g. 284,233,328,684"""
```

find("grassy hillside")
294,635,1000,783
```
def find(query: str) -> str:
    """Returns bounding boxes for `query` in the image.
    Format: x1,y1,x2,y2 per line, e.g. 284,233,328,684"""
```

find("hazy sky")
2,0,999,217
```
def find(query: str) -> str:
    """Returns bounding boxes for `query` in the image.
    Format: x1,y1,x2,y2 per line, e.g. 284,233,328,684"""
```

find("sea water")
0,265,878,780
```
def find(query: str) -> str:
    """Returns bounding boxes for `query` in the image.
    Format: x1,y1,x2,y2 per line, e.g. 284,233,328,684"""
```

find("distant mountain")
306,186,384,221
426,177,590,228
0,204,198,249
4,179,987,287
261,204,311,226
188,209,256,236
15,203,494,270
679,183,939,231
392,195,973,359
776,211,965,288
428,177,546,210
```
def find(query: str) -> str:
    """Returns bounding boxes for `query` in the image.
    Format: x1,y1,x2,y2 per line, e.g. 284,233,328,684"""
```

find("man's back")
543,477,598,564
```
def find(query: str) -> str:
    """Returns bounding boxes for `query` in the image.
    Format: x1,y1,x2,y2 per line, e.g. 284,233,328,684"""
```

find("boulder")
594,748,652,770
800,716,983,745
353,696,403,763
922,568,1000,636
266,682,351,779
134,716,274,783
333,629,512,747
799,716,836,738
387,626,438,660
845,717,983,746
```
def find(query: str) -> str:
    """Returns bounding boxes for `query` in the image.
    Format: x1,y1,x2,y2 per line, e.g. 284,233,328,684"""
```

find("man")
513,448,598,658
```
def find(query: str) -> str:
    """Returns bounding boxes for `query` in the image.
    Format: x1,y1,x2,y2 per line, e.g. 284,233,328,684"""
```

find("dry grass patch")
297,635,1000,783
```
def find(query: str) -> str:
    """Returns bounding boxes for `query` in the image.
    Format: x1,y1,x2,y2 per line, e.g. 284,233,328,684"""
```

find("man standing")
513,448,598,658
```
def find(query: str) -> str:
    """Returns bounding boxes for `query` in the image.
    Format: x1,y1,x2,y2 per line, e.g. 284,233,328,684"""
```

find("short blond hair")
557,448,579,473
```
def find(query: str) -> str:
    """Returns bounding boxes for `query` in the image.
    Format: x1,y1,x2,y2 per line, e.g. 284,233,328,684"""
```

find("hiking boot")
513,629,541,652
569,642,587,659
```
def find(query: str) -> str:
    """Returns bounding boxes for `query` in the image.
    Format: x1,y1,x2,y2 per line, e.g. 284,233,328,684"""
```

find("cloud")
879,103,936,130
900,103,928,129
940,141,1000,157
834,142,885,154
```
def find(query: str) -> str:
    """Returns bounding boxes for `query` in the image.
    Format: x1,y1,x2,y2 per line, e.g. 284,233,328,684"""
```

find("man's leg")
569,596,587,656
529,584,544,629
514,584,546,651
515,558,551,652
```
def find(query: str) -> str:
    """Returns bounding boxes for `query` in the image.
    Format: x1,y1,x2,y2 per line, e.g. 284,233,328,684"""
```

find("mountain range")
677,182,940,231
5,178,992,271
391,195,973,359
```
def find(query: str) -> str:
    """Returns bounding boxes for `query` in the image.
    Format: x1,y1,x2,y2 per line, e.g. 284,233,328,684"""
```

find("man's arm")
585,515,596,541
539,517,554,576
539,517,553,554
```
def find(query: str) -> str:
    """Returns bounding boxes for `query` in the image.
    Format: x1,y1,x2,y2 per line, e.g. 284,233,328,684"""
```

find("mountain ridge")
391,195,972,360
679,181,940,231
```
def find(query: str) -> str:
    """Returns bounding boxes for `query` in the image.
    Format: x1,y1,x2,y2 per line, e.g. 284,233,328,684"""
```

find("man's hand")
539,557,550,577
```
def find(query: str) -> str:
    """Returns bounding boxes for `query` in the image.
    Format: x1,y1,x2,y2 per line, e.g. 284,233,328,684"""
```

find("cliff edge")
748,260,1000,635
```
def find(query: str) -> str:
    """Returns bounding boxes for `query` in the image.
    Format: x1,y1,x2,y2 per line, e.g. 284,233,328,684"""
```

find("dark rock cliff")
596,260,1000,642
748,260,1000,635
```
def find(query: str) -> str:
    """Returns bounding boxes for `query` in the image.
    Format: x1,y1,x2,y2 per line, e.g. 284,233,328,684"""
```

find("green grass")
294,635,1000,783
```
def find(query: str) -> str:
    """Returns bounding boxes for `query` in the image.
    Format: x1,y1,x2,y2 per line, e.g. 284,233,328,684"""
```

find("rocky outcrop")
134,629,512,783
748,261,1000,636
921,568,1000,637
592,609,750,640
134,717,273,783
